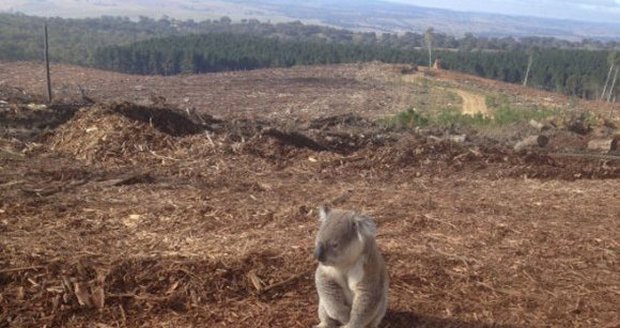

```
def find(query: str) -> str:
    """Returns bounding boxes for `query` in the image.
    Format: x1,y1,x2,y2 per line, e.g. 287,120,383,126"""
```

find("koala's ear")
318,205,330,222
354,215,376,238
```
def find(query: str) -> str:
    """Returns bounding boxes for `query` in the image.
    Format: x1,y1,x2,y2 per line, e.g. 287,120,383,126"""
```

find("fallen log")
427,134,467,143
529,119,552,131
514,135,549,151
587,138,619,153
529,119,545,130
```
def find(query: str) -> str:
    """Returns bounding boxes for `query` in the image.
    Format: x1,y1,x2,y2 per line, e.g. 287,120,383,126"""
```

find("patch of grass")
419,78,431,93
485,95,557,125
485,94,510,109
493,104,556,125
445,90,461,104
387,101,556,129
436,107,491,127
386,107,488,128
386,107,430,128
583,111,599,126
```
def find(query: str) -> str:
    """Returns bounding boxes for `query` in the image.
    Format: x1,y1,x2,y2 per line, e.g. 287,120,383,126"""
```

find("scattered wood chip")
247,270,264,292
15,286,24,300
74,282,92,307
91,285,105,310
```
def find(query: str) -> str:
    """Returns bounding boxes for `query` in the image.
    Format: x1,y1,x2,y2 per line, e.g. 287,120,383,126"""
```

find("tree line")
1,13,619,66
92,32,618,101
92,33,420,74
438,49,619,100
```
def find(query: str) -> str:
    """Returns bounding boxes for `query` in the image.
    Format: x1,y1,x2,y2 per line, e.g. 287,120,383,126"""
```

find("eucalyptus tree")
424,27,434,69
601,51,617,100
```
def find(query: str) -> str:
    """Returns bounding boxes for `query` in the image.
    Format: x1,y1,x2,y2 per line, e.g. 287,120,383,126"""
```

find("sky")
387,0,620,23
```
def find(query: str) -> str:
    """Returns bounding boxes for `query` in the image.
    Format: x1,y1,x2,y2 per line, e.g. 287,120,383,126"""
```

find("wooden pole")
44,23,52,104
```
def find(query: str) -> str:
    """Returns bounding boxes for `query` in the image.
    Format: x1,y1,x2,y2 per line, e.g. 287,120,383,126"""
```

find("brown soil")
0,62,413,122
0,63,619,328
453,89,490,117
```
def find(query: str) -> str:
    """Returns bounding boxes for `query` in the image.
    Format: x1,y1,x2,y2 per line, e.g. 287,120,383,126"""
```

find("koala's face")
314,209,364,267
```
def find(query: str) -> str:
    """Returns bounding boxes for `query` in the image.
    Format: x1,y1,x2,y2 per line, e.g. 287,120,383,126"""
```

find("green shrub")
387,102,556,129
436,108,492,127
388,107,430,128
485,95,510,109
485,95,556,125
493,105,556,125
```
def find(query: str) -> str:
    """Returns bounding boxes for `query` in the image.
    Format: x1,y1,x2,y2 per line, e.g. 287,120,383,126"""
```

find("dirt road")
453,88,490,116
401,71,490,117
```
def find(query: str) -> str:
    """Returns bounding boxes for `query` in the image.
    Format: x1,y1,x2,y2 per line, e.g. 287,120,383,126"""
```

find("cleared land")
0,62,619,328
452,89,489,117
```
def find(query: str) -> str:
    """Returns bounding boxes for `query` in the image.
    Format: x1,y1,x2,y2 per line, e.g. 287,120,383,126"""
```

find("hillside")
88,33,617,102
1,62,619,327
2,0,620,40
2,61,618,120
2,13,618,104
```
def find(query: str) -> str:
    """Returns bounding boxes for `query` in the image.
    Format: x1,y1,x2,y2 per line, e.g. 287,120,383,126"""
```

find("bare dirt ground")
1,62,619,328
452,89,489,117
0,62,417,122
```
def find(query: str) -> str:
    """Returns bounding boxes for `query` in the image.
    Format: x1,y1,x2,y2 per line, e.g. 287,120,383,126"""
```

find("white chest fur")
320,256,366,304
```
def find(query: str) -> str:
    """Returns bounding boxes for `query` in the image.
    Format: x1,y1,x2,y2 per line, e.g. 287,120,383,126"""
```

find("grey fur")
314,207,389,328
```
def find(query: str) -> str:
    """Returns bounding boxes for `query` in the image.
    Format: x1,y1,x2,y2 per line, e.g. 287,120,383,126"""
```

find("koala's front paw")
314,324,335,328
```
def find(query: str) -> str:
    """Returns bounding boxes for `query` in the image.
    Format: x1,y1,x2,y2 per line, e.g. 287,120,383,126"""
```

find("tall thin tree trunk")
601,64,614,100
607,67,618,103
424,28,433,69
428,44,432,69
44,23,52,103
523,55,532,87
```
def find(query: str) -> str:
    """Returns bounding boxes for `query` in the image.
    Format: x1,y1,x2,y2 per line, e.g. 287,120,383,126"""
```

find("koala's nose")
314,244,326,262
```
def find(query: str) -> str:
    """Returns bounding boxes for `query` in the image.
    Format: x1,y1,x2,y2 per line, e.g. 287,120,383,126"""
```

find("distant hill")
2,0,620,41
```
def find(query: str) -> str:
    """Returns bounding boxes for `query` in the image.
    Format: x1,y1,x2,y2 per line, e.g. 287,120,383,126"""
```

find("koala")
314,206,388,328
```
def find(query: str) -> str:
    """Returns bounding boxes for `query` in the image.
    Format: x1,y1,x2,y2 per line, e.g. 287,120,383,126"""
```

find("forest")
92,33,618,101
2,13,619,64
1,13,619,101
